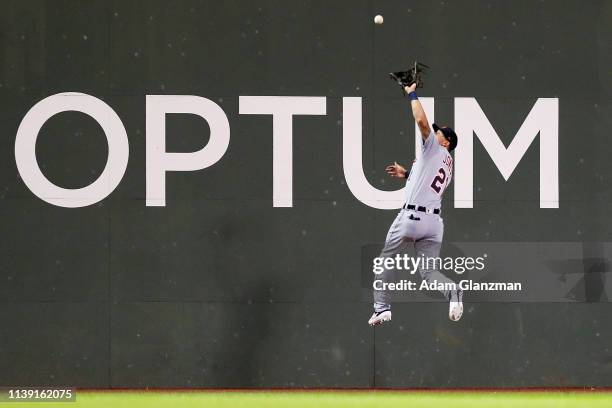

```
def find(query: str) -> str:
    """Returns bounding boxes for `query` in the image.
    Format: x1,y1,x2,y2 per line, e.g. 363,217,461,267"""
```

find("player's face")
435,130,450,149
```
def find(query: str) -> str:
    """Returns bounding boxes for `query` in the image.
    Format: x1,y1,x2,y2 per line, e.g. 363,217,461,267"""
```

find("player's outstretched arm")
385,161,407,178
404,83,430,140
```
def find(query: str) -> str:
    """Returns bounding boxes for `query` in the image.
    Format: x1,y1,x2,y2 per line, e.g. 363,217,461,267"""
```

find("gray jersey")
404,129,453,210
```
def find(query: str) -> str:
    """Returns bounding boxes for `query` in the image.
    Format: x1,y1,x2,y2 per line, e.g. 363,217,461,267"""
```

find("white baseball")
374,15,384,25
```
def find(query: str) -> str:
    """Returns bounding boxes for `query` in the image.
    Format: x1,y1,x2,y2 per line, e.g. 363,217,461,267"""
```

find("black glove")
389,61,429,94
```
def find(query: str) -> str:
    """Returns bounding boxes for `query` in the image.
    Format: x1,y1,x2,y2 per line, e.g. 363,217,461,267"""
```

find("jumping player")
368,82,462,326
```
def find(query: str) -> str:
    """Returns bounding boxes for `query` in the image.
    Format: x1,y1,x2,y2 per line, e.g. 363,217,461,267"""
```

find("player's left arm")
404,83,431,140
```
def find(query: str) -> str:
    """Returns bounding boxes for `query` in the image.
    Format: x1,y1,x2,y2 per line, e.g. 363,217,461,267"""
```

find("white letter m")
454,98,559,209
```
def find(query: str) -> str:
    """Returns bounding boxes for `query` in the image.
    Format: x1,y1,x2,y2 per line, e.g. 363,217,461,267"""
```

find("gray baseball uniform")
373,128,456,312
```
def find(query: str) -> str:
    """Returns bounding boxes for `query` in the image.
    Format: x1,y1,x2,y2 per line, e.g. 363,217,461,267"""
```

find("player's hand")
404,82,417,94
385,162,407,178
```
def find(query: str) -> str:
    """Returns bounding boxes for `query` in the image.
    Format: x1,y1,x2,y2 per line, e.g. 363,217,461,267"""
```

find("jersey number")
430,168,446,193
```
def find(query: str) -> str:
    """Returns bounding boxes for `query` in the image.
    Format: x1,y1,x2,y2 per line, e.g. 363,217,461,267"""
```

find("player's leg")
414,220,463,321
369,213,409,326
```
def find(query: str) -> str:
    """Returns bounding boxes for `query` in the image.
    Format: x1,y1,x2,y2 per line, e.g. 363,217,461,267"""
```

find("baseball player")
368,82,462,326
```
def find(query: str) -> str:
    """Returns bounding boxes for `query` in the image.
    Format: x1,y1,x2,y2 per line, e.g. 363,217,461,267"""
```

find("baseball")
374,14,384,24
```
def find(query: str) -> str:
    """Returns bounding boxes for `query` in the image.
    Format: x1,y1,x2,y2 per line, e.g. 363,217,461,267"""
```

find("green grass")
2,391,612,408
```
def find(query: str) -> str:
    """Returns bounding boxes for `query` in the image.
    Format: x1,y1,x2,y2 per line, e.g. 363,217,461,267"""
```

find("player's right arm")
385,161,407,178
404,83,431,140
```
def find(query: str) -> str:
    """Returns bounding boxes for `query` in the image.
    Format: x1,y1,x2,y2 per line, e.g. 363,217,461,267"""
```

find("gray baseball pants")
373,209,455,312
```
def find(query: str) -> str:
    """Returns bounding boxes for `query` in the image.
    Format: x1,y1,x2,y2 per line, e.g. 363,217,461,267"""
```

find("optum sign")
14,93,558,209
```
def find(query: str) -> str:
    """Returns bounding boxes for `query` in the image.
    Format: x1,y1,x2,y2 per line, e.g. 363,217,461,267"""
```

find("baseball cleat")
368,310,392,326
448,288,463,321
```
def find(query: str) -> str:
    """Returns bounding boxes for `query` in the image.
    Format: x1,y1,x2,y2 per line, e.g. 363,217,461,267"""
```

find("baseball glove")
389,61,429,93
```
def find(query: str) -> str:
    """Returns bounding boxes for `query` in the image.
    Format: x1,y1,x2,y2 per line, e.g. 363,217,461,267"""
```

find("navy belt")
403,203,440,215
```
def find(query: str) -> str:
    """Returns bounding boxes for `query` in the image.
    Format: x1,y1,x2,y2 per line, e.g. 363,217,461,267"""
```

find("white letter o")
15,92,129,208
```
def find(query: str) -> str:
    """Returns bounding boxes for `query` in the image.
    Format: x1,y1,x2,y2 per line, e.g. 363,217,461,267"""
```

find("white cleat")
368,310,392,326
449,289,464,321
